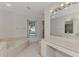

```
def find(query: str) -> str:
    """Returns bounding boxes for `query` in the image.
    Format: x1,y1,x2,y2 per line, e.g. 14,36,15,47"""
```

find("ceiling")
0,2,63,18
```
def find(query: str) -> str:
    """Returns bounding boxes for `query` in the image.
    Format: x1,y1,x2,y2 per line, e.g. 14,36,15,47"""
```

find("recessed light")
6,3,11,7
26,6,31,10
60,4,64,7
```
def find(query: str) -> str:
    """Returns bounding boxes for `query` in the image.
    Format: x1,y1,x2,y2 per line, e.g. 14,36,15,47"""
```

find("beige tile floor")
17,43,41,57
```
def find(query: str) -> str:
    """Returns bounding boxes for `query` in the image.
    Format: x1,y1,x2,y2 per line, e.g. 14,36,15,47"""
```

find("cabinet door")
56,49,71,57
47,46,56,57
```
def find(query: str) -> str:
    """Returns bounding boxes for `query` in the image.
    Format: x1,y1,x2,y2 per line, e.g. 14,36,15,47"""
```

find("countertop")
46,36,79,54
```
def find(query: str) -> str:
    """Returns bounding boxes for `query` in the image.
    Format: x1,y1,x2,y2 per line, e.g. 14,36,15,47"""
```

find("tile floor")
17,42,41,57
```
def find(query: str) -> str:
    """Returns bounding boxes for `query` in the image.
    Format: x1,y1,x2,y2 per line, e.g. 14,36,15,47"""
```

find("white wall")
0,10,43,42
36,20,43,39
14,13,27,37
0,11,15,38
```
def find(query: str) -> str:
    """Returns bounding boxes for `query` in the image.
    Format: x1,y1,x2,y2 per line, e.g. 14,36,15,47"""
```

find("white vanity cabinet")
55,50,71,57
41,36,79,57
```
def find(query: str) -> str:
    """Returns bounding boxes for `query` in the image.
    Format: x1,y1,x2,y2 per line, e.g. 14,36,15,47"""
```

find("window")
65,20,73,33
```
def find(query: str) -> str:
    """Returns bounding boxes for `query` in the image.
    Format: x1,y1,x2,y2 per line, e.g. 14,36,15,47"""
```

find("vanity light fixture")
60,4,64,7
6,3,12,7
51,2,77,15
66,18,71,21
66,2,70,4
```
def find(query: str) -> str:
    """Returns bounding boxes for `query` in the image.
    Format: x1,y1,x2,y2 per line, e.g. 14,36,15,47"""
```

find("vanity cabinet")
41,36,79,57
55,49,71,57
46,45,71,57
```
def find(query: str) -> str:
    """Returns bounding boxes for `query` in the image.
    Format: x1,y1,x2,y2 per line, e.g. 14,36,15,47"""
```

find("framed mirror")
27,20,36,38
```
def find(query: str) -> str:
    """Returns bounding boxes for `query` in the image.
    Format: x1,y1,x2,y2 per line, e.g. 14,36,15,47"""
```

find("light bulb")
60,4,64,7
6,3,11,7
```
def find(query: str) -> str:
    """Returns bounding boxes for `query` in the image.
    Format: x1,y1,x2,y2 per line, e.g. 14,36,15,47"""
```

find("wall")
0,11,15,38
36,20,43,39
44,3,61,40
14,13,27,37
0,10,43,42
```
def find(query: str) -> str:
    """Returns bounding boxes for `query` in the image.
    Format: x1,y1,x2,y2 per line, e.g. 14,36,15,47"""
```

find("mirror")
27,20,36,38
50,16,79,38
